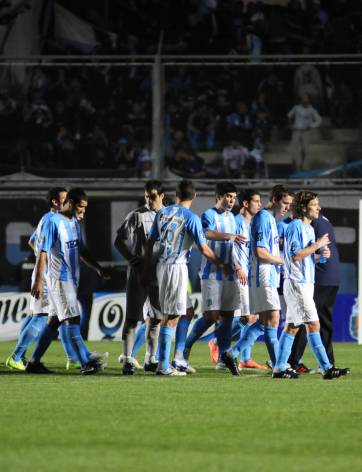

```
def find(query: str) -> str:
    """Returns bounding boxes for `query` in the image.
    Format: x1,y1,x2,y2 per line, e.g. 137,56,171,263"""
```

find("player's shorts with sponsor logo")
157,262,189,316
126,265,160,321
201,278,240,312
283,279,319,326
46,276,81,321
249,284,281,314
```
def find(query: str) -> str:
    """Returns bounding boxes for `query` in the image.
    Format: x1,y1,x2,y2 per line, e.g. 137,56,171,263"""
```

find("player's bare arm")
292,233,330,262
30,251,47,299
205,230,247,245
256,246,283,265
28,239,35,252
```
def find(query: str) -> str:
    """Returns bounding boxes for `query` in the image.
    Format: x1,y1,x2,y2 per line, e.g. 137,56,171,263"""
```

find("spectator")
287,93,322,171
187,101,215,150
294,60,324,111
226,101,253,143
222,139,249,178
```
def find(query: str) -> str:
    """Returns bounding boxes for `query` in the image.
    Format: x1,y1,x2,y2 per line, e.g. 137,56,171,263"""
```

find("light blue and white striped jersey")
29,211,55,257
250,208,280,288
29,211,55,288
284,219,315,283
40,213,83,286
150,205,206,264
277,216,292,277
234,213,250,272
200,207,236,281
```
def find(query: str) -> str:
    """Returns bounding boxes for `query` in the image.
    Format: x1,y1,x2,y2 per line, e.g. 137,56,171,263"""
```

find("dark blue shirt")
312,214,340,286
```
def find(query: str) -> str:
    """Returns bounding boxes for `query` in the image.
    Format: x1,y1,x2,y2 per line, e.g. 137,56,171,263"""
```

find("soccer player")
229,189,267,370
27,188,109,375
183,182,243,376
114,180,165,375
143,180,229,376
5,187,67,371
273,191,349,379
248,185,294,368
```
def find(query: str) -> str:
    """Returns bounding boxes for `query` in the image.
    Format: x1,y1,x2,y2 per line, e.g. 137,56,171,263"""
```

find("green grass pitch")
1,341,362,472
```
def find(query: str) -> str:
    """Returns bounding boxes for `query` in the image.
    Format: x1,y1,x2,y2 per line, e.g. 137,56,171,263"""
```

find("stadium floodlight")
359,200,362,344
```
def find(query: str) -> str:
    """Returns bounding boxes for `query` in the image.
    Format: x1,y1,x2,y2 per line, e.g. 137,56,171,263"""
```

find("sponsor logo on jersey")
66,239,79,249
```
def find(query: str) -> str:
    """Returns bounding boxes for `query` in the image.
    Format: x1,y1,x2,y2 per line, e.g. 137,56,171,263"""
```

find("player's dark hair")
46,187,67,208
238,189,261,206
292,191,319,219
66,187,88,205
176,180,195,201
270,184,294,202
216,182,237,197
144,180,164,194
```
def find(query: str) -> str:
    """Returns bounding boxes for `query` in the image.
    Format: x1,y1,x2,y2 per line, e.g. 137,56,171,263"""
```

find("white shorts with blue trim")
284,279,319,326
201,279,241,312
46,277,81,322
249,285,281,314
157,263,189,316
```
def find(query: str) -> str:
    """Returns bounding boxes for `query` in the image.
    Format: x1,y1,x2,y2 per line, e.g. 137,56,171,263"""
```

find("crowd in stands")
51,0,362,57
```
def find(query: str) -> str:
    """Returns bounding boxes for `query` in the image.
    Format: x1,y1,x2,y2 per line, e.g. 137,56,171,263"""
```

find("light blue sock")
307,332,332,373
159,326,174,370
216,318,233,354
231,322,249,359
59,323,78,362
31,323,57,363
13,315,48,361
174,316,191,359
63,324,89,367
131,323,146,358
19,315,32,336
184,316,213,352
264,326,279,367
232,320,264,360
274,332,295,372
231,317,242,339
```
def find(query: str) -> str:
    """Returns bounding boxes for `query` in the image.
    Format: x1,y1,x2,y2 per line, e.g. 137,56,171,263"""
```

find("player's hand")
237,268,248,285
233,234,247,245
320,246,331,259
275,256,284,266
31,279,43,299
316,233,330,249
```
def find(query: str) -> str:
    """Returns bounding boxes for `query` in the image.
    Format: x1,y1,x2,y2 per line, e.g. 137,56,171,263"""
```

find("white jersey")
250,208,280,288
234,213,250,272
29,211,55,287
150,204,206,265
284,219,316,283
200,207,236,281
40,213,82,286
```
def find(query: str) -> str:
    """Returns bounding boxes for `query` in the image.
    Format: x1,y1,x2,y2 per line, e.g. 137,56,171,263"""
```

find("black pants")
313,285,338,365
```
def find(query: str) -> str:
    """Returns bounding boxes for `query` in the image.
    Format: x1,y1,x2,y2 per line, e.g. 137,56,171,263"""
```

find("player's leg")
155,264,187,376
184,279,221,360
272,324,299,378
131,322,147,359
121,268,146,375
144,317,160,372
313,285,337,365
27,315,60,373
288,325,309,372
172,295,196,372
237,315,267,370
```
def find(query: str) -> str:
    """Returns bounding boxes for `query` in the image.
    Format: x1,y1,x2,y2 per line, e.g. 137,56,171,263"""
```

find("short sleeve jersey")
150,205,206,264
30,211,55,286
277,216,292,276
117,205,159,263
40,213,83,286
284,219,315,283
250,208,280,287
199,208,236,281
234,213,250,272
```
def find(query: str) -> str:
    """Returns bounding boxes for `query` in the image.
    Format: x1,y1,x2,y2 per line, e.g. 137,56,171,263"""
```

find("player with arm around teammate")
27,188,109,375
5,187,67,371
143,180,230,376
273,191,349,379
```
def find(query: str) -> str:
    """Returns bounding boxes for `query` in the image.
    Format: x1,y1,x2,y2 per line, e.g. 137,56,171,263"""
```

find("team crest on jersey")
291,242,297,252
207,299,213,307
256,232,263,242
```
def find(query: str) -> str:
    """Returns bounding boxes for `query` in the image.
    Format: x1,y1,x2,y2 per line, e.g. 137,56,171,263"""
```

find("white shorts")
29,290,53,315
201,279,241,312
157,263,189,316
46,277,81,322
249,285,281,314
144,297,163,320
284,279,319,326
